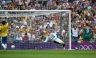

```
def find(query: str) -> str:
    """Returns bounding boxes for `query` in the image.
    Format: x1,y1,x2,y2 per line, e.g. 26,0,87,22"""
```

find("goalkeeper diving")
44,32,65,49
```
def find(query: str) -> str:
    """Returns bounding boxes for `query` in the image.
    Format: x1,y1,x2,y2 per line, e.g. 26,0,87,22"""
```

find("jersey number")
86,29,89,33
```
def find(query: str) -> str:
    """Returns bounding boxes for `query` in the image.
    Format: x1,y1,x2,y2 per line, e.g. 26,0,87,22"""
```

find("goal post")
0,10,71,50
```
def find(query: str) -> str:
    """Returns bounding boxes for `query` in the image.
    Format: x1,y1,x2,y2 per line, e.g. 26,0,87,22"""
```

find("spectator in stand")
15,33,22,43
72,25,79,42
22,32,29,41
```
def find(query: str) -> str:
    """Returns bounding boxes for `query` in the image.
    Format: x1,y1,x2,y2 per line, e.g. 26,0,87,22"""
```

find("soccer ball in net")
11,45,15,49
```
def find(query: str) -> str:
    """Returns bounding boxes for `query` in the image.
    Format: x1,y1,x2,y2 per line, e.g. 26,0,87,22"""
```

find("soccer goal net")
0,10,71,50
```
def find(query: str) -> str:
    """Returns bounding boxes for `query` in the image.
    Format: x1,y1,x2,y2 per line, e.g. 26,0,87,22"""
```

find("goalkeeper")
44,32,65,49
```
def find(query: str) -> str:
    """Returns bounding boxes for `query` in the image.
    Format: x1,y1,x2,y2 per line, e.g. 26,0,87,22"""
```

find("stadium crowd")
0,0,96,43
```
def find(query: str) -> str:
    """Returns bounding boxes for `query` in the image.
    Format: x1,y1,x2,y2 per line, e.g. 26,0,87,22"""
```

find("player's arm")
44,36,49,42
81,28,84,37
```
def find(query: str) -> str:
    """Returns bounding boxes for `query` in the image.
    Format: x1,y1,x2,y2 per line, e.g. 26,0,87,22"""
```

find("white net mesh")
0,10,71,50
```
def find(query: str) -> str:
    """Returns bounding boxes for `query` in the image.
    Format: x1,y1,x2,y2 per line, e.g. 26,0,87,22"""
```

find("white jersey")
44,33,63,43
44,33,57,42
48,33,57,40
72,28,79,37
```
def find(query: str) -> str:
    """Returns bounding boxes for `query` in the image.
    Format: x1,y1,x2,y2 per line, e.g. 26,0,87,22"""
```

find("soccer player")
0,21,8,52
44,32,65,49
76,23,93,49
82,23,92,42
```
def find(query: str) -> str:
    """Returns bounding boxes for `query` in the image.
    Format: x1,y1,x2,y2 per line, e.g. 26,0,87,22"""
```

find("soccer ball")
11,45,15,49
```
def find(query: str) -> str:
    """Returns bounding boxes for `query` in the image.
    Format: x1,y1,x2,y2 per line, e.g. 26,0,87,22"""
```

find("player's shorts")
54,38,63,43
1,36,7,43
83,35,91,42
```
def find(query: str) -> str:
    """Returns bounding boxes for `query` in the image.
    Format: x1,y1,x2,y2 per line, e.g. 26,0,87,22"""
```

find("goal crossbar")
0,10,70,12
0,10,71,17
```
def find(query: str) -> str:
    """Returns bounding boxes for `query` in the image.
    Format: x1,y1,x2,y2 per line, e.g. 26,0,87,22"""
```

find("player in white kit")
44,32,65,49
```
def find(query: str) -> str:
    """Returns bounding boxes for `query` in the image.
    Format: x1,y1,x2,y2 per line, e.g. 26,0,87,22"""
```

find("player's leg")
76,36,83,49
77,36,87,49
88,35,92,42
77,35,91,50
53,38,65,49
1,36,7,52
89,36,96,47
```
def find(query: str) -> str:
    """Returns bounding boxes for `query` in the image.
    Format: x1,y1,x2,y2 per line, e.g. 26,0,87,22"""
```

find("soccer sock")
1,43,6,49
77,43,81,48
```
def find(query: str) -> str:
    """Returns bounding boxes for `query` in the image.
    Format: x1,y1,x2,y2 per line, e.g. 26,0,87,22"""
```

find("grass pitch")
0,50,96,58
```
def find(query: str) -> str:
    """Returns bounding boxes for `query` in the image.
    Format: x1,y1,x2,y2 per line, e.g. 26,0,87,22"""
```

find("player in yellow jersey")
0,21,8,52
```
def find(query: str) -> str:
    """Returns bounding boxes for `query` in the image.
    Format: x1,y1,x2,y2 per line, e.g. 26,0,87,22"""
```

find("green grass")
0,50,96,58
